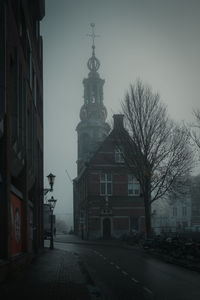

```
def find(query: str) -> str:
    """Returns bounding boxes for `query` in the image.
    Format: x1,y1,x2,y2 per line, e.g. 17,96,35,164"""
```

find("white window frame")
128,175,140,196
100,173,112,195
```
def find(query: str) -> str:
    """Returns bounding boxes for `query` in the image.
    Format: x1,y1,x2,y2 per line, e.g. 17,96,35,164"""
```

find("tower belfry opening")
76,24,110,174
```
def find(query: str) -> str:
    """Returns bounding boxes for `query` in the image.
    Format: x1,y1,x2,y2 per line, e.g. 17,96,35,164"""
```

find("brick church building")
73,25,145,239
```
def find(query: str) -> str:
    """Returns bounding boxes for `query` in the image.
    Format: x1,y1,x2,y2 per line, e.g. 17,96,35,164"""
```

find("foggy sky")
41,0,200,227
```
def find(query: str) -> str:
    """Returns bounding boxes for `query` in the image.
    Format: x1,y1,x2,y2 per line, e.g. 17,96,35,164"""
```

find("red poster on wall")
10,193,22,256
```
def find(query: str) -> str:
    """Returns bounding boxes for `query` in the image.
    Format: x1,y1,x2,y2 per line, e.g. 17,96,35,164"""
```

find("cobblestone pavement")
0,247,90,300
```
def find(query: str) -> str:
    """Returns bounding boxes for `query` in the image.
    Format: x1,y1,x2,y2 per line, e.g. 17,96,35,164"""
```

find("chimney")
113,114,124,130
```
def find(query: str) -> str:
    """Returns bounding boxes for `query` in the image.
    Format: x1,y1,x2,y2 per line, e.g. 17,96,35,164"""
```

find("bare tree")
115,80,194,238
191,109,200,150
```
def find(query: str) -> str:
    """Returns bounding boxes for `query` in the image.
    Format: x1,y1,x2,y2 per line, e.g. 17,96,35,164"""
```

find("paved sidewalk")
0,246,90,300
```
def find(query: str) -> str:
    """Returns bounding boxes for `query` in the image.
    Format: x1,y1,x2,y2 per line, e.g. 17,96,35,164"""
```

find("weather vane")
87,23,100,48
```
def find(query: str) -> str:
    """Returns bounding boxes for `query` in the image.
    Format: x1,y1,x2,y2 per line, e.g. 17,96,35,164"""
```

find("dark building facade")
191,175,200,230
0,0,45,280
73,31,145,239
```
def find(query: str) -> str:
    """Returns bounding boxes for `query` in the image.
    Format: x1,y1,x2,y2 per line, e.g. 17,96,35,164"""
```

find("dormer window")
115,147,124,163
128,175,140,196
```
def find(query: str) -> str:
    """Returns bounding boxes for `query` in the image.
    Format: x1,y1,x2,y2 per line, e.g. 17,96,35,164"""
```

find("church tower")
76,24,110,174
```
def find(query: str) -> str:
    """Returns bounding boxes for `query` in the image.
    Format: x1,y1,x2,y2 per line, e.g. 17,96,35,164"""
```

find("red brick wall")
88,218,101,230
113,217,129,230
89,172,99,195
89,208,101,216
92,152,114,164
75,133,146,236
113,208,145,216
113,182,127,195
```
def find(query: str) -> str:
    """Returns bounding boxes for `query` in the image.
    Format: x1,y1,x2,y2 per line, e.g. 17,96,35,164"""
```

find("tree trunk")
144,198,152,238
143,177,152,238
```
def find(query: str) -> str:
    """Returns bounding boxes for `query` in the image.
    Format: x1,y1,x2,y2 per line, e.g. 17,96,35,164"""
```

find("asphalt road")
54,237,200,300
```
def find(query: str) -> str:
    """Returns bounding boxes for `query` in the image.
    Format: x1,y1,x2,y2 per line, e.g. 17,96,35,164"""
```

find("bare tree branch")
190,109,200,150
115,80,194,237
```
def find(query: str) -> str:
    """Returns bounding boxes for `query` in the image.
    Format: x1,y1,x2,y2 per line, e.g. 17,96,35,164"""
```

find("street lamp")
48,196,57,249
43,173,56,195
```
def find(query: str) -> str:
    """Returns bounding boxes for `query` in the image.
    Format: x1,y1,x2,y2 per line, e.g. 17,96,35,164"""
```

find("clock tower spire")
76,24,110,174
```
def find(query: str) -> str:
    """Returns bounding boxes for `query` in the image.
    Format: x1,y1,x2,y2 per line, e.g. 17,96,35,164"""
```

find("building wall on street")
152,175,200,236
168,197,191,232
74,125,146,240
0,0,45,280
191,175,200,231
152,188,194,235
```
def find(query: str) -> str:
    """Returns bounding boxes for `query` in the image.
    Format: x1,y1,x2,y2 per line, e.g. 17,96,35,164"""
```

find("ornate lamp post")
43,173,56,195
48,196,57,249
43,173,56,245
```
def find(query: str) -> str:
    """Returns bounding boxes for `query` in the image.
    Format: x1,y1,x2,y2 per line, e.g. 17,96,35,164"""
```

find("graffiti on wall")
10,193,22,256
